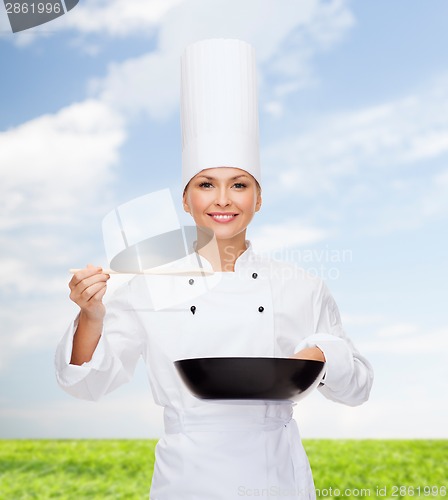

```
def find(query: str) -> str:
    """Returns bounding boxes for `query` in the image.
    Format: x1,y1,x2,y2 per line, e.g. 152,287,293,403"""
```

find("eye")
198,181,213,188
233,182,247,189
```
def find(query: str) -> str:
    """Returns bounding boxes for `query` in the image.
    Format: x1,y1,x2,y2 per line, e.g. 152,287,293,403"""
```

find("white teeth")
211,214,235,220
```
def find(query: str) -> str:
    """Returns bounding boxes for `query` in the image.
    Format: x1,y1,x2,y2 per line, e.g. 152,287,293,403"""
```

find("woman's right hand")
69,264,110,322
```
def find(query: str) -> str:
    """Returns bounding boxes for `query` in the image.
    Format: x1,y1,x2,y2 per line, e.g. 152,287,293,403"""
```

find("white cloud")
90,51,180,120
419,168,448,219
251,220,328,254
0,99,125,228
263,75,448,197
258,73,448,236
264,101,284,118
0,391,164,438
297,390,448,438
260,0,354,95
89,0,354,120
3,0,354,69
0,290,63,373
0,0,184,45
158,0,316,57
0,258,25,291
375,323,419,338
0,99,126,368
358,326,448,355
341,314,384,327
305,0,355,49
297,317,448,438
64,0,184,37
4,385,447,439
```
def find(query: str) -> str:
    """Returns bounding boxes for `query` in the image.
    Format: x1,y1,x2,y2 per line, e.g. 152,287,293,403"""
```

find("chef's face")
183,167,262,242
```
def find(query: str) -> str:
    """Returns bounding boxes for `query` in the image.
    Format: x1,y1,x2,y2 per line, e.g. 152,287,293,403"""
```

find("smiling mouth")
207,213,238,223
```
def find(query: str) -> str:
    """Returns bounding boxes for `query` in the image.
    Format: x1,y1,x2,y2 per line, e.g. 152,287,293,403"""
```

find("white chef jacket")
55,241,373,500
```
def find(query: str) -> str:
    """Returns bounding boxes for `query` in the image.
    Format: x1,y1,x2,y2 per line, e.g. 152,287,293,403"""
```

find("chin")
215,229,245,241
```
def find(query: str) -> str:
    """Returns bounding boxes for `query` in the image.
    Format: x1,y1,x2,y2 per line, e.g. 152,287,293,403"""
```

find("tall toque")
180,38,261,190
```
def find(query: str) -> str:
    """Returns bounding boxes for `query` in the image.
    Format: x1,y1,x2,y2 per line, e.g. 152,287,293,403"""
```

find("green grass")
305,440,448,499
0,440,156,499
0,440,446,499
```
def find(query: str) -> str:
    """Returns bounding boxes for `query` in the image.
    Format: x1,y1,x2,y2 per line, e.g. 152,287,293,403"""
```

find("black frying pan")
174,357,325,401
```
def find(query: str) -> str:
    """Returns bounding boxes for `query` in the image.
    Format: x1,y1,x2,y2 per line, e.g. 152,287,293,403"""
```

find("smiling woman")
55,38,373,500
182,168,262,271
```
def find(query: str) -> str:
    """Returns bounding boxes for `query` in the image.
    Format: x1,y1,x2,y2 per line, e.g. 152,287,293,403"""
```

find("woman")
56,39,373,499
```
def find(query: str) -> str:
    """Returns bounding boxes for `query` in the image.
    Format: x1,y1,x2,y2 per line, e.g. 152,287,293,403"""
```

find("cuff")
294,333,354,392
55,315,109,387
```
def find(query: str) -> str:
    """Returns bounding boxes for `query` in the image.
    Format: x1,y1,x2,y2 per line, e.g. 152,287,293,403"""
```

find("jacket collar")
191,239,256,273
234,240,256,271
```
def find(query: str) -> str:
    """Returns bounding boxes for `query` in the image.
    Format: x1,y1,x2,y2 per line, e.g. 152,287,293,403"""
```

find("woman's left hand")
291,347,326,362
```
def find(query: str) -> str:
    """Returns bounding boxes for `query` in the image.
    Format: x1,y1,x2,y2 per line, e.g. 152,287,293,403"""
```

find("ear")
182,191,191,214
255,191,262,213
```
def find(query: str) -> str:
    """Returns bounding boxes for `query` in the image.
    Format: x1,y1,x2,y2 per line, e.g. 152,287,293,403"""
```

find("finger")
70,273,108,294
95,284,108,301
70,276,109,304
79,273,110,291
69,265,108,289
70,268,101,288
79,281,108,304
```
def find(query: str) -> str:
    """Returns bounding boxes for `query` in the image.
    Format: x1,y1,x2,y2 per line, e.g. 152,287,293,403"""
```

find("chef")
56,39,374,499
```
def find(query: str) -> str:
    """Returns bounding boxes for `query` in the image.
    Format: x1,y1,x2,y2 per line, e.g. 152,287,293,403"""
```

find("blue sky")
1,0,447,439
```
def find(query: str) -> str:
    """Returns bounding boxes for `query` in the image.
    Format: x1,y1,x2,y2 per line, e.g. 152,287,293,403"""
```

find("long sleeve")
55,280,145,401
294,281,374,407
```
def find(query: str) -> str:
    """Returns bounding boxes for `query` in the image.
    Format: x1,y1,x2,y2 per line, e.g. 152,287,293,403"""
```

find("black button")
252,273,258,279
190,306,196,315
258,306,264,313
189,279,194,285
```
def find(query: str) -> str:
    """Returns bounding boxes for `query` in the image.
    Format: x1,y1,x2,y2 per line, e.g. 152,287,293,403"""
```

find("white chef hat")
180,38,261,190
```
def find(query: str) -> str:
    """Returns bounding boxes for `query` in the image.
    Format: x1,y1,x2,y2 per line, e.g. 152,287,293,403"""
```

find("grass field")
0,439,447,499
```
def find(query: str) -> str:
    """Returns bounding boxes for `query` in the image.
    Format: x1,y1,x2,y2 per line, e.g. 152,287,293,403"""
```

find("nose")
215,187,231,207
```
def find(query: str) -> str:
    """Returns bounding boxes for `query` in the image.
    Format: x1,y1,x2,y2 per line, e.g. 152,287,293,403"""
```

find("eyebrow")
196,174,249,181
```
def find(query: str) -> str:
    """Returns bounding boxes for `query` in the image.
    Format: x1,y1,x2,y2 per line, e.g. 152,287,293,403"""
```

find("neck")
196,229,247,272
